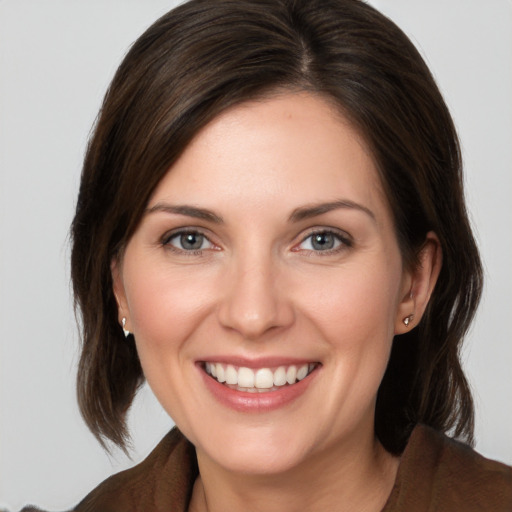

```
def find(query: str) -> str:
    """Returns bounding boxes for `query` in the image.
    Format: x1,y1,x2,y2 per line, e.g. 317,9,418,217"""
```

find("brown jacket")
22,425,512,511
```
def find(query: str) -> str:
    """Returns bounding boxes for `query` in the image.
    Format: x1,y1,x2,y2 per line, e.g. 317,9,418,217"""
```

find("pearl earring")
122,317,130,338
403,315,414,327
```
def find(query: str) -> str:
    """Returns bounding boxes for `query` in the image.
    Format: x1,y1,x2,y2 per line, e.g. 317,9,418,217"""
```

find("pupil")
312,233,334,250
181,233,203,250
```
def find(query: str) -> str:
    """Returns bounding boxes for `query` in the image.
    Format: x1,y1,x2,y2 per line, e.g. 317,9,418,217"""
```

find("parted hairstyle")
71,0,483,454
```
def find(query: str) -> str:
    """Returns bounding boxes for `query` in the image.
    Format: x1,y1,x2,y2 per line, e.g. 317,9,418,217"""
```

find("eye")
163,231,214,252
297,230,350,253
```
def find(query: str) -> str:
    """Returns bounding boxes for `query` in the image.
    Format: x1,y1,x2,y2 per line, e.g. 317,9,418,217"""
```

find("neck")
188,430,399,512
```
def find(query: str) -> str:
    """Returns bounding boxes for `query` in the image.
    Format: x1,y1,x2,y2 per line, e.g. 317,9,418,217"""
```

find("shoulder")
20,428,197,512
385,424,512,511
74,428,197,512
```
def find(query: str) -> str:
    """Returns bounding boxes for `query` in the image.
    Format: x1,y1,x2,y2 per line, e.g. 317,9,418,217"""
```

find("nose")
217,251,295,340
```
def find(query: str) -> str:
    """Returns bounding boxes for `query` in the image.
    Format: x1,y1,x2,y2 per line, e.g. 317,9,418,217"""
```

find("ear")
395,231,442,334
111,257,131,333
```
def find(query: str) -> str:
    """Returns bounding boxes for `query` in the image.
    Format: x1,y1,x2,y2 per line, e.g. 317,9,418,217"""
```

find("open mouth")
203,362,319,393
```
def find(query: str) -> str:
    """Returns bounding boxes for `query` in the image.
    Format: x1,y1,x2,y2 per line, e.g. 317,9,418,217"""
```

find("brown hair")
71,0,482,454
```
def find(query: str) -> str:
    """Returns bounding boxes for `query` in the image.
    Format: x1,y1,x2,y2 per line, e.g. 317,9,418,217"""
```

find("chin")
192,422,318,476
213,445,309,476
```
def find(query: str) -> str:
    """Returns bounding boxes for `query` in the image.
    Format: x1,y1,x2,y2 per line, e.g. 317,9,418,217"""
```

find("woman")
22,0,512,510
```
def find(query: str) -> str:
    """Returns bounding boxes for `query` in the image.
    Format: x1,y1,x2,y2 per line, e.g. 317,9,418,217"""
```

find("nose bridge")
218,245,293,339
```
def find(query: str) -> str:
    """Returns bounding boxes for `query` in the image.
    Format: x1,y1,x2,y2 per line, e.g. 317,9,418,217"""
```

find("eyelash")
161,229,215,256
295,229,353,256
160,228,353,256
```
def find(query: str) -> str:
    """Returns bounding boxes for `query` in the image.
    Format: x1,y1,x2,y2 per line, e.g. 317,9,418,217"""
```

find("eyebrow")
145,199,375,225
288,200,376,223
145,203,224,224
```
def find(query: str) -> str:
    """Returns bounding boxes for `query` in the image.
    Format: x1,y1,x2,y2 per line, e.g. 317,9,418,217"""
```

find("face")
113,93,414,476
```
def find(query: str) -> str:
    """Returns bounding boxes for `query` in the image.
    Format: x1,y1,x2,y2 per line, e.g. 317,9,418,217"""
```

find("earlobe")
395,231,442,334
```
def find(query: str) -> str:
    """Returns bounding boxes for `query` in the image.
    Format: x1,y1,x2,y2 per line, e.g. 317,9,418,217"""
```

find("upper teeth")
205,362,316,389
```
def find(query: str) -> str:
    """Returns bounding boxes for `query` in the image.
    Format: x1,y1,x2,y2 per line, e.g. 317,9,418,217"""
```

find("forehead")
149,92,390,226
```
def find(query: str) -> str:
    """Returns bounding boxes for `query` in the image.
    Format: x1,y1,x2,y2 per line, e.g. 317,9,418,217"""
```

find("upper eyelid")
298,227,352,243
161,226,214,243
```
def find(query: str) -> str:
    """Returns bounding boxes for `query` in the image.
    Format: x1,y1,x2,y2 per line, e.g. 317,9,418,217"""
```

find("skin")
113,92,441,512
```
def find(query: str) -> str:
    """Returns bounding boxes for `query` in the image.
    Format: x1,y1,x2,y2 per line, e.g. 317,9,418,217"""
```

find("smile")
204,362,318,392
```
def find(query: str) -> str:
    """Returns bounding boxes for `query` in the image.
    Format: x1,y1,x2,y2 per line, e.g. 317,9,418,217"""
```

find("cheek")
311,266,402,407
123,263,217,361
300,260,402,342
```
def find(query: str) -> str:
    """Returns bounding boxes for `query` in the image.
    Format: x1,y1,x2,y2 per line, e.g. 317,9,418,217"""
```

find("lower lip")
199,365,318,412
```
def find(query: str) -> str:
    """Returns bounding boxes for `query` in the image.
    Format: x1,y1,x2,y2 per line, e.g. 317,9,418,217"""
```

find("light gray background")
1,1,511,510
